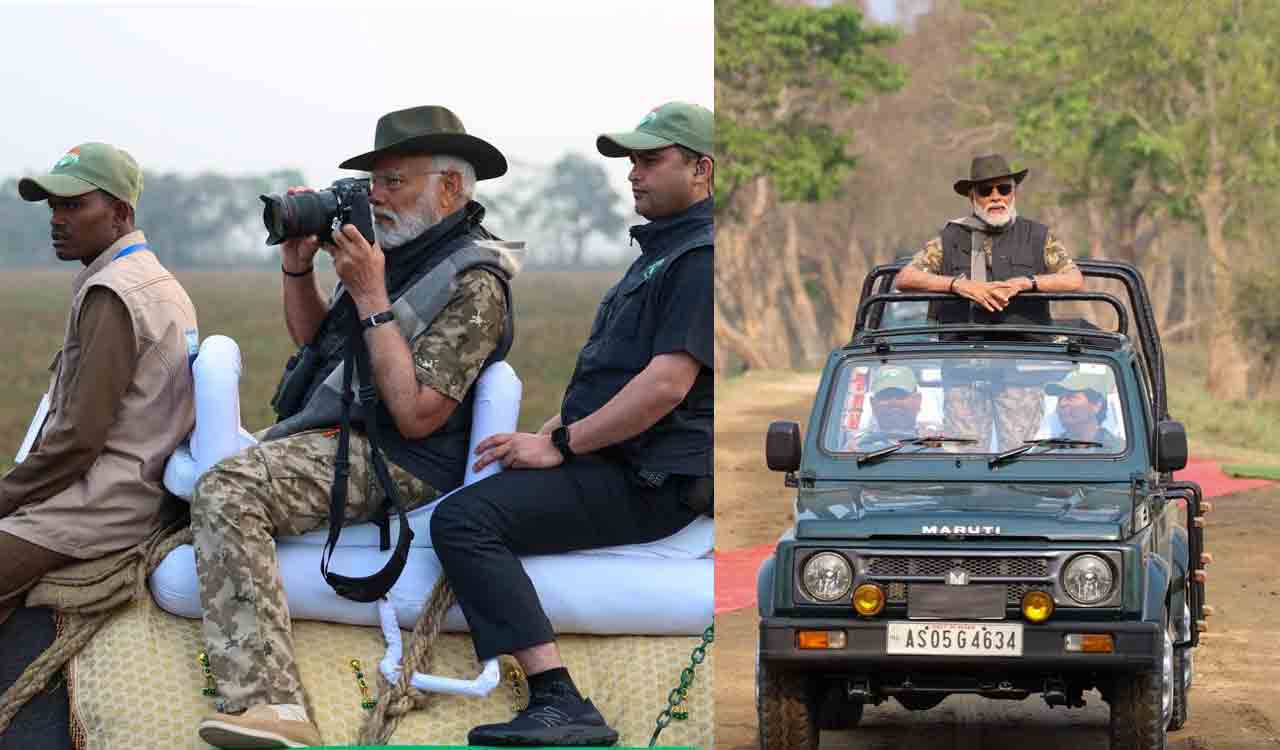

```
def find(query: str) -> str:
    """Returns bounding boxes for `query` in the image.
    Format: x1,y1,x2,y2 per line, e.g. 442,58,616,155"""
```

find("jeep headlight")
801,552,853,602
1062,554,1116,605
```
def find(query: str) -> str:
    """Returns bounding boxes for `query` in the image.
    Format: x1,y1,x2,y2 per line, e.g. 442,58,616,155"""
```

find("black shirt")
560,198,714,476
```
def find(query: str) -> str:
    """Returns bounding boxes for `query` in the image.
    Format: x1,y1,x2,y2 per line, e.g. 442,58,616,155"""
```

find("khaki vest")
3,231,198,558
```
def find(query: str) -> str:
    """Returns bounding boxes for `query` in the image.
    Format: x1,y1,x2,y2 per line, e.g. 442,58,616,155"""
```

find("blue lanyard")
113,242,149,260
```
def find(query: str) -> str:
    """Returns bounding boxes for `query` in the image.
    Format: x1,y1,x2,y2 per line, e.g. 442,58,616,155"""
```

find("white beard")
972,198,1017,228
374,181,442,249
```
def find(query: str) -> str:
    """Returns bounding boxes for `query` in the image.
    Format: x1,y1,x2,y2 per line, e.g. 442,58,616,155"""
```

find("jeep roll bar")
853,260,1169,420
854,292,1130,336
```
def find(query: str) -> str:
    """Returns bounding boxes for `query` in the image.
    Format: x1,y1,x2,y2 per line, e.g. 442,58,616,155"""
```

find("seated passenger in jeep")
842,366,942,451
1046,370,1124,451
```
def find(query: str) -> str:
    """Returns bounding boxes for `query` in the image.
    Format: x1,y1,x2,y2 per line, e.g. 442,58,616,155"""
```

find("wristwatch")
361,310,396,329
1027,275,1038,292
551,425,575,462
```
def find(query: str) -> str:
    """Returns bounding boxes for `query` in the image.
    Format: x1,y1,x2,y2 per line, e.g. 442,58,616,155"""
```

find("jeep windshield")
822,355,1128,457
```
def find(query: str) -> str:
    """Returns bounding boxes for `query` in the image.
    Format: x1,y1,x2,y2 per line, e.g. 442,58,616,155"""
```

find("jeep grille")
867,556,1048,578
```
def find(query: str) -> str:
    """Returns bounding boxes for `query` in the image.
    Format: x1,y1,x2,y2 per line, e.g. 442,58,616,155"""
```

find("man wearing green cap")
895,154,1085,450
0,142,199,627
844,366,927,450
431,101,714,747
190,106,518,749
1047,370,1124,450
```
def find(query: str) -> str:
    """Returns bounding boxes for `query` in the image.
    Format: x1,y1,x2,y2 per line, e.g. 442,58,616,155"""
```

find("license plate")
886,621,1023,656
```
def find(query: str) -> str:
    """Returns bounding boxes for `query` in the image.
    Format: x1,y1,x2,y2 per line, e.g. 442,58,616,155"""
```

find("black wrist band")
948,276,959,294
282,264,313,278
551,425,575,462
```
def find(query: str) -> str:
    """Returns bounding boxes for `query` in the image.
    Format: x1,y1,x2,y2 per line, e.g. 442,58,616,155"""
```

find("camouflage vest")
263,239,518,492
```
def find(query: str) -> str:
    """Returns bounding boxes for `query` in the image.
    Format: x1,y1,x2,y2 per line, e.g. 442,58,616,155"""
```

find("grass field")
1165,343,1280,464
0,269,616,474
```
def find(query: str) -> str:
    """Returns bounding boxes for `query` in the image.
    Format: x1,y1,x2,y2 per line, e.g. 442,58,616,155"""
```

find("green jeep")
756,260,1208,750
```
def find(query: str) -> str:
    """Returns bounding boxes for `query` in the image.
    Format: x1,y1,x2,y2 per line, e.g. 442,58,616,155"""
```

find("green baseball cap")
1045,370,1110,399
597,101,714,158
18,142,143,209
870,366,918,397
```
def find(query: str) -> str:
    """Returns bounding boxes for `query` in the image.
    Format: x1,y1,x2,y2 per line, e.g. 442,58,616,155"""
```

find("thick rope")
355,577,456,745
0,611,111,736
0,523,192,735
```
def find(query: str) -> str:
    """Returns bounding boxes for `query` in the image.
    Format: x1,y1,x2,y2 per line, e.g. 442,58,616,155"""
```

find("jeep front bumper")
759,616,1161,672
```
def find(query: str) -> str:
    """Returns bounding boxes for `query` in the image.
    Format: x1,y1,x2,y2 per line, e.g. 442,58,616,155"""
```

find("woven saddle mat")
68,596,712,748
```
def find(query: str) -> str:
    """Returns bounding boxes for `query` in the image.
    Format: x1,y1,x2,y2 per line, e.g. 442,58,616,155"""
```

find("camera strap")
319,320,415,602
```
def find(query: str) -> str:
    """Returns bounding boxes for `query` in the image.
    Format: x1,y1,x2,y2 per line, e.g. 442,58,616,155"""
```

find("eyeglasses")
974,182,1015,198
369,170,454,192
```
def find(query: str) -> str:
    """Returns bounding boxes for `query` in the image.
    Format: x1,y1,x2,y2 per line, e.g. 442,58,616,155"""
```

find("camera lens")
259,190,340,245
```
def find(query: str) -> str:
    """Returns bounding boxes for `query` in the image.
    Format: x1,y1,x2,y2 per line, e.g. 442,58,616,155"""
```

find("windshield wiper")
988,438,1104,468
857,436,978,466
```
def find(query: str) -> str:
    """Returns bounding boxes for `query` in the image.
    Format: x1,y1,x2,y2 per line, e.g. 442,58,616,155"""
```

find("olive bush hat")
19,142,143,209
953,154,1029,196
339,105,507,180
597,102,714,158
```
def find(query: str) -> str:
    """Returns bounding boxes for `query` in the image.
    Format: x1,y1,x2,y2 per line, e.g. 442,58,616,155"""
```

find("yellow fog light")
852,584,885,616
797,630,847,650
1021,591,1055,623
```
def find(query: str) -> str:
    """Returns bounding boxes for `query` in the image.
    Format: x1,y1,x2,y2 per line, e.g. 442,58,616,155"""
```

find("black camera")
260,177,375,246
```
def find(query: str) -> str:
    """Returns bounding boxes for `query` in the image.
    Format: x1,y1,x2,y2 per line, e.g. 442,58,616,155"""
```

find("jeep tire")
757,660,818,750
1109,610,1171,750
1169,645,1190,731
1109,669,1166,750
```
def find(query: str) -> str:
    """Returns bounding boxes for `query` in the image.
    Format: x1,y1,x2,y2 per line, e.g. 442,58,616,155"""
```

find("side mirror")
766,421,802,472
1155,420,1188,473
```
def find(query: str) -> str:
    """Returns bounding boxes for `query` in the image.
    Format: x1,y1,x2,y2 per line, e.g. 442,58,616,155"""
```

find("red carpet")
713,460,1274,615
1174,459,1274,496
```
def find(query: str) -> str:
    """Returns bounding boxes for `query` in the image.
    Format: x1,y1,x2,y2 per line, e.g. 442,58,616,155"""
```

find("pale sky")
1,1,713,207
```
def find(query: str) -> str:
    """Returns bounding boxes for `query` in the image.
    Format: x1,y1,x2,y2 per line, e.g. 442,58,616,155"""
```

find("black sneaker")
467,689,619,747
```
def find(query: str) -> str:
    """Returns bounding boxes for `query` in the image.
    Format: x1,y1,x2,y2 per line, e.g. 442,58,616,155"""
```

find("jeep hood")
794,482,1135,542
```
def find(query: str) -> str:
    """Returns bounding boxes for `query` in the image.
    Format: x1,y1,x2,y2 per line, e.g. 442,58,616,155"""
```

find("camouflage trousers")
191,429,438,712
943,384,1045,452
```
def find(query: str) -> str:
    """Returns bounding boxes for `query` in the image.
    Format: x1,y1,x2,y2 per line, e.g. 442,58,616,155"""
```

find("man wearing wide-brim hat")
191,105,520,749
894,154,1084,451
895,153,1083,319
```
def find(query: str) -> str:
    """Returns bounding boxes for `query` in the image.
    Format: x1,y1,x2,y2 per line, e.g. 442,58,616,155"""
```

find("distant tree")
0,178,55,264
716,0,903,207
139,169,303,266
0,169,303,267
516,153,626,266
967,0,1280,399
715,0,904,370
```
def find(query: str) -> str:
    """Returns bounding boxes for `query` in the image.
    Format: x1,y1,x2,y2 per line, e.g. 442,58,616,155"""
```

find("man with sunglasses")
895,154,1083,319
430,101,714,747
191,105,517,749
894,154,1084,450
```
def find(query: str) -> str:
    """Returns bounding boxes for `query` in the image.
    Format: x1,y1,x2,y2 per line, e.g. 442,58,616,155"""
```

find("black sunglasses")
975,182,1015,198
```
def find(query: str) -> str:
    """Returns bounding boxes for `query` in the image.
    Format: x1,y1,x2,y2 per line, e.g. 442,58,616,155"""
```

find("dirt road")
714,371,1280,750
